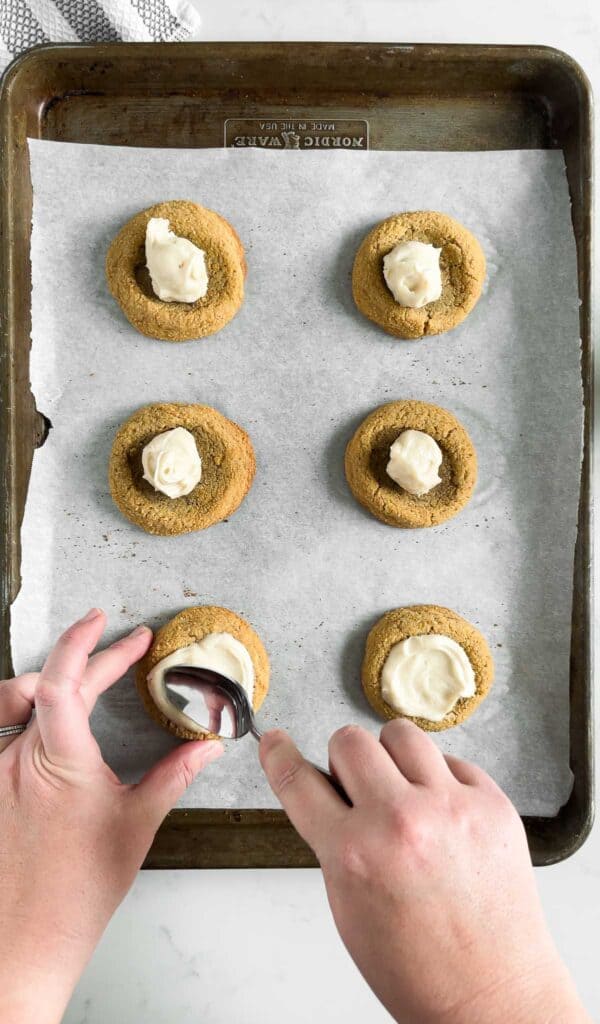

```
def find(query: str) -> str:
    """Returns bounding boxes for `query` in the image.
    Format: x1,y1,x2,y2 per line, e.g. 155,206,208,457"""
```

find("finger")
445,755,500,793
132,740,224,829
0,672,38,722
208,706,224,733
445,755,486,786
204,691,228,734
82,625,153,710
260,729,348,853
35,609,106,764
380,719,454,786
328,725,406,805
0,673,38,752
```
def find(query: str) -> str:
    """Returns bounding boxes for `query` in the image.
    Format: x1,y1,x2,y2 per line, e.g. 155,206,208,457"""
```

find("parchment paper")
11,140,582,814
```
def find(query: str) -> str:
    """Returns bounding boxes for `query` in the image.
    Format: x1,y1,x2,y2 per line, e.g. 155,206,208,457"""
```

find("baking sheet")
11,140,582,815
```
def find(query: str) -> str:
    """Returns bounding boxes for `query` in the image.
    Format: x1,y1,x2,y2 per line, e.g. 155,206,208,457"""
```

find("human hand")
260,722,590,1024
0,609,223,1024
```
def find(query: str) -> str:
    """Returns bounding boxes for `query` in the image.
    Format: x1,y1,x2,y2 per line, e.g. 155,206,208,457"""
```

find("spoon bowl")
163,665,349,802
164,665,261,740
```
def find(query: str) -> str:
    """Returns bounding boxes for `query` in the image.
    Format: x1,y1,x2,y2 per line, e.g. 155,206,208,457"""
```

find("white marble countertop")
65,2,600,1021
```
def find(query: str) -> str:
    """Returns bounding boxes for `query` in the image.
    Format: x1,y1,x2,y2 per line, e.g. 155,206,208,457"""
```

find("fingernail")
129,624,151,638
81,607,102,623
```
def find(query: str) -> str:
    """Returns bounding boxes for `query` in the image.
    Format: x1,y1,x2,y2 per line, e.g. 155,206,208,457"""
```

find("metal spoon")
164,665,349,801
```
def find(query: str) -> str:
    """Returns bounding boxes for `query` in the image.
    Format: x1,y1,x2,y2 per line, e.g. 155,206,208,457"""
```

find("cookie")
106,200,246,341
344,400,477,528
109,402,256,535
137,605,270,740
362,605,493,731
352,211,485,339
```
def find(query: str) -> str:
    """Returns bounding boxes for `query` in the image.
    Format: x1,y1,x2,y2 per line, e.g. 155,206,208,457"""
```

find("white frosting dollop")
386,429,442,496
145,217,208,302
381,634,475,722
383,241,442,308
142,427,202,499
148,634,255,734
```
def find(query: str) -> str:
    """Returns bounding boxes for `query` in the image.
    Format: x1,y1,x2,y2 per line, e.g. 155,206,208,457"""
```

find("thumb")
131,740,224,828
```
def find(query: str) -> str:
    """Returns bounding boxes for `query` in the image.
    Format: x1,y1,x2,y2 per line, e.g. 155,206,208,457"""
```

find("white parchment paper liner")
11,141,582,814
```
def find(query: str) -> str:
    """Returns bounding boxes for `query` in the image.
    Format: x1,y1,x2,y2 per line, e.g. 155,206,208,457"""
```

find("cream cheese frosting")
386,429,442,496
141,427,202,499
147,634,255,733
383,240,442,308
145,216,209,303
381,634,475,722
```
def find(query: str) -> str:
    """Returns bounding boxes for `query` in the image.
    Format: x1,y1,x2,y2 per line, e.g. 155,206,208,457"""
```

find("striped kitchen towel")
0,0,202,73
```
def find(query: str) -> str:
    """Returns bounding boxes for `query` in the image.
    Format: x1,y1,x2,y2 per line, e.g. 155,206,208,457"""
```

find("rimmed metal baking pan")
0,42,593,867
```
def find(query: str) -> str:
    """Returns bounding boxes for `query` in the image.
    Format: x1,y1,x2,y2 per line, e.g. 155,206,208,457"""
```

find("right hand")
260,721,590,1024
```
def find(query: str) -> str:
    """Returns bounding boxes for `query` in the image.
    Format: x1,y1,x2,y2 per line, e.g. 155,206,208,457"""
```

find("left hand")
0,608,223,1024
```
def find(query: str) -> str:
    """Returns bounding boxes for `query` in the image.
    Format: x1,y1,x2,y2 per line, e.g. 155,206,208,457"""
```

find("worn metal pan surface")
0,42,593,866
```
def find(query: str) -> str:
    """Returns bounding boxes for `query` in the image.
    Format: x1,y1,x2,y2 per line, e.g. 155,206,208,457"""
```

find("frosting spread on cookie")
145,217,208,302
142,427,202,499
147,634,255,734
386,429,442,496
381,634,475,722
383,241,442,308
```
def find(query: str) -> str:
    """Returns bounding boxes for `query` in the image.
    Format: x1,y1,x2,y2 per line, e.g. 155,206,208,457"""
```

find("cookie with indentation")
344,400,476,528
362,605,493,731
109,402,255,536
106,200,246,341
137,605,270,740
352,211,485,339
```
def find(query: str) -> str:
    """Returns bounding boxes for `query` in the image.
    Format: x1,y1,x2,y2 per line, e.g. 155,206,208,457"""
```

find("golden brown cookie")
344,400,476,528
362,605,493,731
109,402,255,535
106,200,246,341
352,211,485,339
137,605,270,740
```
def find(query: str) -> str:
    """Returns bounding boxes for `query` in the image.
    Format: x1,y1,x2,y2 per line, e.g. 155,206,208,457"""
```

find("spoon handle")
308,761,351,805
249,720,263,741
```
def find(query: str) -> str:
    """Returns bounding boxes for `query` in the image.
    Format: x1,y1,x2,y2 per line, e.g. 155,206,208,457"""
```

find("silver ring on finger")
0,724,28,738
